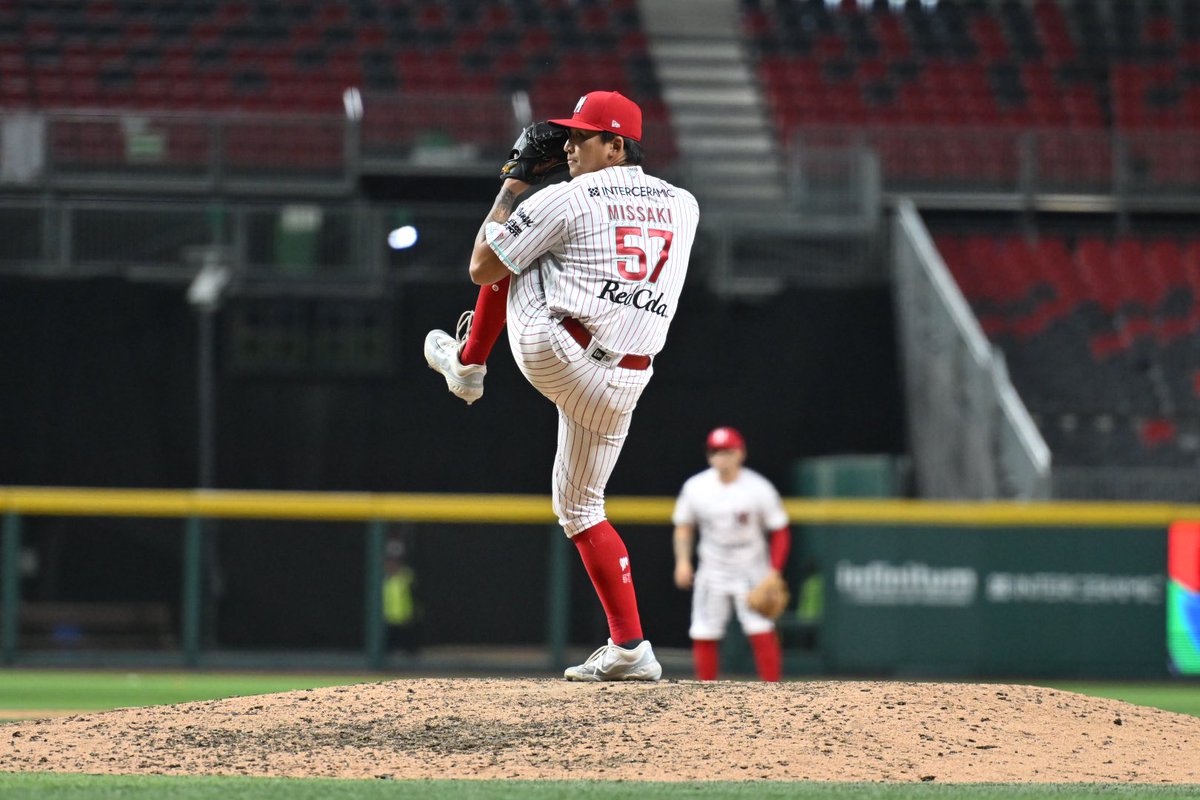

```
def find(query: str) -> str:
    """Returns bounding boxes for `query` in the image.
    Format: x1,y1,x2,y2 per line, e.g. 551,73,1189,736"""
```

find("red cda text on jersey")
597,280,670,317
607,204,673,224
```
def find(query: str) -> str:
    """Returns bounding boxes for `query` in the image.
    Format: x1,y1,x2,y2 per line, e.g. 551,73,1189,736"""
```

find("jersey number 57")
615,226,674,283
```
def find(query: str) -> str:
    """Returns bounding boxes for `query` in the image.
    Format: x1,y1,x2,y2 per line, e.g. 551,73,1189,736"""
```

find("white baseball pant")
689,571,776,640
506,272,653,537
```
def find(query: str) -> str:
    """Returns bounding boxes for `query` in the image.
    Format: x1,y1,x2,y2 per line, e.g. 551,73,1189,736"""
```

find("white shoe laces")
455,310,474,352
576,643,619,674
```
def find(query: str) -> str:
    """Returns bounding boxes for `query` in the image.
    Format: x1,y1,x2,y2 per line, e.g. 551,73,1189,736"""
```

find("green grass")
1037,682,1200,718
0,775,1197,800
0,669,380,714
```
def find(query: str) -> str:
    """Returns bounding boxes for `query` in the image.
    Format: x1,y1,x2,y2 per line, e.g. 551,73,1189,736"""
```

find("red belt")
561,317,651,370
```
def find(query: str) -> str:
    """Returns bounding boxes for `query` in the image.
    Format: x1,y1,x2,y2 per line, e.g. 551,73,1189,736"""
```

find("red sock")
572,520,643,644
459,275,509,365
692,639,719,681
748,631,782,682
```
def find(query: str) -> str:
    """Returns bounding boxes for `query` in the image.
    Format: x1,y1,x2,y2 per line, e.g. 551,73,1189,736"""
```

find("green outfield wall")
809,525,1167,678
1,487,1195,679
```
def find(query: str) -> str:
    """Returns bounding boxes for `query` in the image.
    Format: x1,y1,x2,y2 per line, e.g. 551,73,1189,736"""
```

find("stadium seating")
937,230,1200,467
744,0,1200,143
745,0,1106,135
4,0,1197,475
760,0,1200,475
0,0,674,160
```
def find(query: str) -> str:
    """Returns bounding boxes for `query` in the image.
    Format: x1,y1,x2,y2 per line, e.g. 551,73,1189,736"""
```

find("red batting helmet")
706,426,745,452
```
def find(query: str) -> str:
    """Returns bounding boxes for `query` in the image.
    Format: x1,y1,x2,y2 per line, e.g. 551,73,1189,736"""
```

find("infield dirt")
2,679,1198,783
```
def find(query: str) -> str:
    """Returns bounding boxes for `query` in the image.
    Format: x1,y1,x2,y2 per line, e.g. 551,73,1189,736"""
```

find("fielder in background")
424,90,700,681
673,426,792,682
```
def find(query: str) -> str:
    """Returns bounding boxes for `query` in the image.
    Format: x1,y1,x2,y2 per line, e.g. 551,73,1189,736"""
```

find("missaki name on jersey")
606,204,673,224
597,280,669,317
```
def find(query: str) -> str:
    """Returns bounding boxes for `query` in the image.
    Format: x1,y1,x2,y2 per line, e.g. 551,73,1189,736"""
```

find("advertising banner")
1168,521,1200,675
811,525,1168,678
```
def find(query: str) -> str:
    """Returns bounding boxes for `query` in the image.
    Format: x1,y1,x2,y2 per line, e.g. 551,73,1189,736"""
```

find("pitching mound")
2,679,1198,783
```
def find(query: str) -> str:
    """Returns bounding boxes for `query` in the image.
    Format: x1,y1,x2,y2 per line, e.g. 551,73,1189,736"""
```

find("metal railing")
0,95,517,195
3,110,358,195
9,110,1200,210
791,125,1200,210
891,199,1052,499
0,197,485,289
13,111,1200,295
0,95,679,196
1053,467,1200,503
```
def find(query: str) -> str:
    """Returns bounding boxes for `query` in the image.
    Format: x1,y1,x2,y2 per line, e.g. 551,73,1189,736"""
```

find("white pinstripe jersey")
673,467,789,578
485,165,699,357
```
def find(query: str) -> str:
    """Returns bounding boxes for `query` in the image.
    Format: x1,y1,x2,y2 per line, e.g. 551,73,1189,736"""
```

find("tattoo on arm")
476,186,517,244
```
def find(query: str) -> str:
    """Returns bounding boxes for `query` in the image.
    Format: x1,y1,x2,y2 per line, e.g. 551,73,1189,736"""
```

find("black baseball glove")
499,121,569,184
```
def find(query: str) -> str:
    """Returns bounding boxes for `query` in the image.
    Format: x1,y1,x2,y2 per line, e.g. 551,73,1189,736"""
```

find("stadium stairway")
639,0,787,215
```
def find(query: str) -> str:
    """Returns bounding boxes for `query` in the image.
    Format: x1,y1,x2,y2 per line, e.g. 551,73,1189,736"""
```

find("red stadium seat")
1,0,672,157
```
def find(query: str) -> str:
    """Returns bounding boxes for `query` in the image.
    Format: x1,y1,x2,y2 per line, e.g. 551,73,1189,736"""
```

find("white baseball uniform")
485,164,699,536
673,466,790,638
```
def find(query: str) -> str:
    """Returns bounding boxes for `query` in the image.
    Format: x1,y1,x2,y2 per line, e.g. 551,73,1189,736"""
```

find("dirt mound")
3,679,1198,783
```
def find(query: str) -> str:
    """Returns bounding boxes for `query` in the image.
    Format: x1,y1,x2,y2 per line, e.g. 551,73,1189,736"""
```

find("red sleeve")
768,526,791,572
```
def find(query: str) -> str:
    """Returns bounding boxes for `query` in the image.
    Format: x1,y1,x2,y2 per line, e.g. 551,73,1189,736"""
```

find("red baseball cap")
549,90,642,142
706,426,746,452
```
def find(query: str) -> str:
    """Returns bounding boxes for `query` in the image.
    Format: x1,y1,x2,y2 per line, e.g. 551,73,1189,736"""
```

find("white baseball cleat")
424,310,486,405
564,638,663,682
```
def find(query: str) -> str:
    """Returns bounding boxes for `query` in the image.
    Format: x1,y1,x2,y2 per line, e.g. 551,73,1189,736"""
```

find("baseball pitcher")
425,90,700,681
673,426,792,681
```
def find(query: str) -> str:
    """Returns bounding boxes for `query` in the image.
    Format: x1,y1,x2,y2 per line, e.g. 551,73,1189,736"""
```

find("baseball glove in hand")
500,121,569,184
747,572,790,620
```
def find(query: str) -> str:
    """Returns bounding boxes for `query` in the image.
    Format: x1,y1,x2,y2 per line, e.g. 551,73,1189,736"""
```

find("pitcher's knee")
555,502,607,538
553,487,607,537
